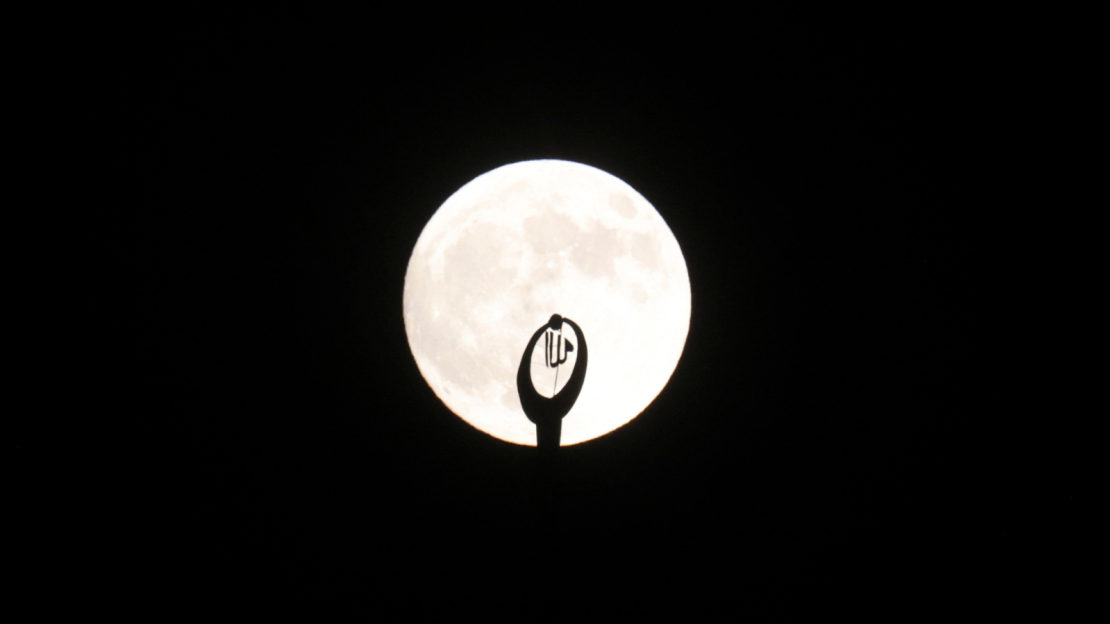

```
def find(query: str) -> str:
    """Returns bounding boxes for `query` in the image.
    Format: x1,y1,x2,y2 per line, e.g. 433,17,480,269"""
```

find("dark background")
144,13,970,593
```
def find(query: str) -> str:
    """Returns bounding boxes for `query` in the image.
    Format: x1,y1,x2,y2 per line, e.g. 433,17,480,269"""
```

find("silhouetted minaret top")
517,314,588,452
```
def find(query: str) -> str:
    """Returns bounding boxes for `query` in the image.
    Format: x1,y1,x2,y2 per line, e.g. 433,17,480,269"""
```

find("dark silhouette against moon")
517,314,588,451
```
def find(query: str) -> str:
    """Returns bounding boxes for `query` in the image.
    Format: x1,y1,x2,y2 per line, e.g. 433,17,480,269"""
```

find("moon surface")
403,160,691,446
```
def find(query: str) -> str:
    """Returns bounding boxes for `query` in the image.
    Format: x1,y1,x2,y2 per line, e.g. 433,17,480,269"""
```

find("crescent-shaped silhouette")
517,314,588,450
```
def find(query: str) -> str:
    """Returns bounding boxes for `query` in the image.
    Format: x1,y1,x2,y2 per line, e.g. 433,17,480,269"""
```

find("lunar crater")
609,193,637,218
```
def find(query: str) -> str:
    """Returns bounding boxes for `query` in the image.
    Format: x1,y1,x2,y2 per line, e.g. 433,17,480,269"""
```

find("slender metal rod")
552,331,561,395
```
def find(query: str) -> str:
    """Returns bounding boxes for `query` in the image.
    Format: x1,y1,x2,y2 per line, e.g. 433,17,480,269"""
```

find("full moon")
403,160,691,446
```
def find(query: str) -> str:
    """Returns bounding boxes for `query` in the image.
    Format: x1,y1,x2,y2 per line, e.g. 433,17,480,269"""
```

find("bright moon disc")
403,160,691,446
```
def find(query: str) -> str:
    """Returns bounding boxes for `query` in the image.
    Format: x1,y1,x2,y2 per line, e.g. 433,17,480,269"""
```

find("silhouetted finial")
517,314,588,451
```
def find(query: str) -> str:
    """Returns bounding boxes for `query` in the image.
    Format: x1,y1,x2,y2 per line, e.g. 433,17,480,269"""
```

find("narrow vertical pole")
535,416,561,453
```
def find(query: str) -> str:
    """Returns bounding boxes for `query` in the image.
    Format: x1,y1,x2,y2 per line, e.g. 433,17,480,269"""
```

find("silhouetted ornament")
517,314,588,451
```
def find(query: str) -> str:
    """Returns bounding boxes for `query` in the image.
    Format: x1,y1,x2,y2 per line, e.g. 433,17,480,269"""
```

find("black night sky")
145,13,973,595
